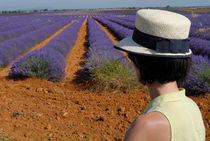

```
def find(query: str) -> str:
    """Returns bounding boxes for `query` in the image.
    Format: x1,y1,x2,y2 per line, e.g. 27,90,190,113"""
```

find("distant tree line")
0,9,49,14
0,7,141,14
1,10,24,14
2,6,208,15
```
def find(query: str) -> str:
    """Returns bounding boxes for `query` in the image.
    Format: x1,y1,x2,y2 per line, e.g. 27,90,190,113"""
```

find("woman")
114,9,206,141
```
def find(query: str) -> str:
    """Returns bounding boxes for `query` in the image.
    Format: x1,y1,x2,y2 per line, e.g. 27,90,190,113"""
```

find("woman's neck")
147,81,179,101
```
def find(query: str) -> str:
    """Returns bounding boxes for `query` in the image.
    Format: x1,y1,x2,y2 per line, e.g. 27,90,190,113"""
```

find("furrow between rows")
64,18,88,82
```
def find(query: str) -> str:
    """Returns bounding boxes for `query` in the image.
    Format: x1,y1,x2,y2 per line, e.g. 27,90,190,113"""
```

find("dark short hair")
128,53,191,85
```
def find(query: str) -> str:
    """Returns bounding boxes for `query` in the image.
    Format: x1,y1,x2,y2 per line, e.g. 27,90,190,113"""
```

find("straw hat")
114,9,192,58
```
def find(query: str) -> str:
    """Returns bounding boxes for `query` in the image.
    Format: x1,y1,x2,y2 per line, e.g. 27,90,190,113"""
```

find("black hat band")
132,28,190,53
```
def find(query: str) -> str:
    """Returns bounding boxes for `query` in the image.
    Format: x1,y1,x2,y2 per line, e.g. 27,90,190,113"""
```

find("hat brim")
114,36,192,58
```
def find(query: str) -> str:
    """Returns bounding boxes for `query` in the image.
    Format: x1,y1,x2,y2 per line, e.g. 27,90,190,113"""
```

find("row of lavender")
86,18,132,69
95,15,210,95
9,18,85,81
0,16,68,42
0,16,74,68
84,18,137,90
0,15,67,32
0,15,74,42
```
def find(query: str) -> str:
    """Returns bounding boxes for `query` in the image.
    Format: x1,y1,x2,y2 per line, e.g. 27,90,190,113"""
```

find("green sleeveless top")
142,88,206,141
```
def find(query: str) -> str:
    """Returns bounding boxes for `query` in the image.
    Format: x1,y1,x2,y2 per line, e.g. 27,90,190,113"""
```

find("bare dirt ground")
0,20,209,141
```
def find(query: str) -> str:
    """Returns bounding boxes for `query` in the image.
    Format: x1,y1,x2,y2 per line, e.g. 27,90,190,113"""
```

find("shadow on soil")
6,75,29,81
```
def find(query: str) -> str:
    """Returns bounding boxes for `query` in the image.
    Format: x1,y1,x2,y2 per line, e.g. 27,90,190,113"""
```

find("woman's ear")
128,54,136,65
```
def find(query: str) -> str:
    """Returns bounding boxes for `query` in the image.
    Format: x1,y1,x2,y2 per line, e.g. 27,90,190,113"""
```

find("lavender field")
0,8,209,141
0,9,209,95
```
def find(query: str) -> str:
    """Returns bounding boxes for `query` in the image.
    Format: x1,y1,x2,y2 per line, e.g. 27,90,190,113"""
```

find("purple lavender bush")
182,55,210,95
9,48,65,81
9,18,84,81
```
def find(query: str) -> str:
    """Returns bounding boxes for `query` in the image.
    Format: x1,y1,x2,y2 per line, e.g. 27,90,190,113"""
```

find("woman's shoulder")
137,112,170,132
124,112,170,141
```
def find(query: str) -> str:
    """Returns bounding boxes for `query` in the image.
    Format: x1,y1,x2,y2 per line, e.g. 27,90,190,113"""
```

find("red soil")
0,20,209,141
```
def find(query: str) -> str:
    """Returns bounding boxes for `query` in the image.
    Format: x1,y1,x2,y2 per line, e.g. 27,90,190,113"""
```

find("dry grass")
181,8,210,13
198,27,210,33
89,58,138,92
